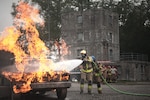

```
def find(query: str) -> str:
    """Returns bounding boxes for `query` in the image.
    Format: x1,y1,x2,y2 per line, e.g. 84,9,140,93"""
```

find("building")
118,61,150,81
61,8,119,62
61,8,150,82
118,53,150,81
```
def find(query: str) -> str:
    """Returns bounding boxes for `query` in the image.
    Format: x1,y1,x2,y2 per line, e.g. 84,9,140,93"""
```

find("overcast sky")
0,0,120,32
0,0,123,32
0,0,18,32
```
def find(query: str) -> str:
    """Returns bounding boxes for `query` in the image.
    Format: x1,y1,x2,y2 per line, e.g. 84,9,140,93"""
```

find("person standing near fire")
79,50,94,94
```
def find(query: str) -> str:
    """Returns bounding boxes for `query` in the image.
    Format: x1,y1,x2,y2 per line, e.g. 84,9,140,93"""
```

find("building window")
109,33,113,43
109,15,113,27
141,65,145,74
77,32,84,41
77,15,83,24
109,49,113,60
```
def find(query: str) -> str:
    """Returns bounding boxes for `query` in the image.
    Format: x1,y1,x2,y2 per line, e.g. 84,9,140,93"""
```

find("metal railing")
120,53,148,61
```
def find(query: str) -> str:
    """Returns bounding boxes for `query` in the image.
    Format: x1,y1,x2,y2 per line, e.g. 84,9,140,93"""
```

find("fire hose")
78,58,150,97
99,71,150,97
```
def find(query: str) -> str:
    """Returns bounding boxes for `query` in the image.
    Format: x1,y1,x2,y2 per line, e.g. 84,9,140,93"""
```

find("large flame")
0,1,69,93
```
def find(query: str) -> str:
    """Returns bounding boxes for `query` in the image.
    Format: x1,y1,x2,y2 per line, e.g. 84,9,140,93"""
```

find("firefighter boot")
98,87,102,94
88,85,92,94
80,84,84,94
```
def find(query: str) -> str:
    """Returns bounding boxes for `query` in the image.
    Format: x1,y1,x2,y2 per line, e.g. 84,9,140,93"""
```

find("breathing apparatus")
80,50,87,59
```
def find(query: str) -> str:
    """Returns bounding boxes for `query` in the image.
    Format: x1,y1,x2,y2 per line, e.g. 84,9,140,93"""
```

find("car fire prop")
0,1,81,94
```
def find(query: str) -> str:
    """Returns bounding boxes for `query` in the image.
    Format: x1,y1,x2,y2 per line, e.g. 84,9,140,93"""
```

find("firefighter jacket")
93,63,103,76
80,56,94,73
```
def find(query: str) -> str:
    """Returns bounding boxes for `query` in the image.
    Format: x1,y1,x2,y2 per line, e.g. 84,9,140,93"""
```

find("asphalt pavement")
66,82,150,100
5,81,150,100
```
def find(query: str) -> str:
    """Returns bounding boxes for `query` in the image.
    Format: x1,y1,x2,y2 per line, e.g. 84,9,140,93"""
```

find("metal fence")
120,53,148,61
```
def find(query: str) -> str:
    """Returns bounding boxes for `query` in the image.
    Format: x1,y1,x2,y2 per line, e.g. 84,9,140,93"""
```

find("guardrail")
120,53,148,61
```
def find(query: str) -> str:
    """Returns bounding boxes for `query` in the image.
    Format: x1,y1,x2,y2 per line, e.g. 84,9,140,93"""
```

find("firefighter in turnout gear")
79,50,94,94
92,56,102,94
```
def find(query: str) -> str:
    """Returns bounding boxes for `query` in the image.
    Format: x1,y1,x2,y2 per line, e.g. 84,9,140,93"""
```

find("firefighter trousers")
80,71,93,94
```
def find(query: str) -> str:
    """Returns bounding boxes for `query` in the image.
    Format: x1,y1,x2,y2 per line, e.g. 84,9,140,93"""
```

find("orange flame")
0,1,69,94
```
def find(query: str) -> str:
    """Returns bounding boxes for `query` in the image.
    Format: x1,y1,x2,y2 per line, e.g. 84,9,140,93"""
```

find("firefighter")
110,66,118,82
79,50,94,94
106,66,112,83
92,56,103,94
101,64,107,83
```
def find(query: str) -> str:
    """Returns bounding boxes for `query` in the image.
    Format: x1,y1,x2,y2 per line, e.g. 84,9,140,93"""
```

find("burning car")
0,72,71,100
0,51,72,100
0,1,76,100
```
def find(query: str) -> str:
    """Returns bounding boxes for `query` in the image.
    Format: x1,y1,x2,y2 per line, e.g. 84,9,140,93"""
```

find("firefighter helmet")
80,50,86,54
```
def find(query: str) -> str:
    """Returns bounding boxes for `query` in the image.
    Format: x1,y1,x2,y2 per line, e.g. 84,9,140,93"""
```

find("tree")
118,0,150,60
32,0,62,41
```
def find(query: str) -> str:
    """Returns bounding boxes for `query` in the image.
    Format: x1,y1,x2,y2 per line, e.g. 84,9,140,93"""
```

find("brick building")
61,8,120,62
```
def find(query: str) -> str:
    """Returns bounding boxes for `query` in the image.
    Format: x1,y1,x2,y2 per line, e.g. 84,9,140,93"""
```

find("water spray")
55,59,83,72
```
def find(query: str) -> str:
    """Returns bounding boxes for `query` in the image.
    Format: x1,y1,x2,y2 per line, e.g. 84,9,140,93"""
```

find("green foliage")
32,0,62,41
117,0,150,60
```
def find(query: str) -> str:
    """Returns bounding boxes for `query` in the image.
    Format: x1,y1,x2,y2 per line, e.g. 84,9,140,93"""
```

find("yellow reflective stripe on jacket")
81,68,93,73
86,63,88,70
95,73,101,76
